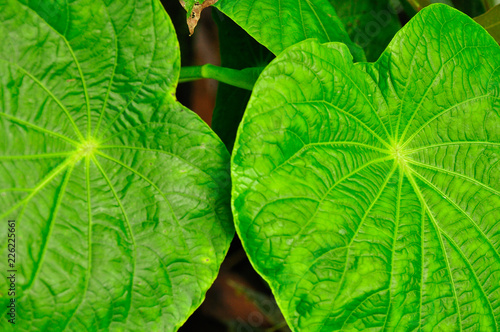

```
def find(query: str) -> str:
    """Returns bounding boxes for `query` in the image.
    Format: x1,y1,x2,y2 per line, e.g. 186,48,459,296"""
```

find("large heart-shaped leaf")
232,4,500,331
0,0,233,330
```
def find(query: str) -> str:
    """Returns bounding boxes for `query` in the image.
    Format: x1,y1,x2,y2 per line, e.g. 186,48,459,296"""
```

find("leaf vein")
92,156,136,321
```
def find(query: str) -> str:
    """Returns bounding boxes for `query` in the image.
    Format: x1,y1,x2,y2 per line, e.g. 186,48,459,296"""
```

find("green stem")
179,64,264,91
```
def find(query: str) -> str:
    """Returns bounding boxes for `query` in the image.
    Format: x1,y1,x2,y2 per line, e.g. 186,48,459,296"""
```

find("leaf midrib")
314,162,397,331
21,163,74,296
96,0,159,141
406,167,498,331
60,156,94,331
18,1,92,140
93,0,119,137
92,155,137,321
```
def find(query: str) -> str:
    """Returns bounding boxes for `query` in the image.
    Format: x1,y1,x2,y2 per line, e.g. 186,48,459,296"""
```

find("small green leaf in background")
214,0,366,62
0,0,233,330
329,0,401,61
232,4,500,331
211,9,274,151
475,4,500,44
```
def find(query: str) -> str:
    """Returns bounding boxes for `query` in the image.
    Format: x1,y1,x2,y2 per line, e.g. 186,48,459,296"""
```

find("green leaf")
211,9,274,151
0,0,233,330
475,4,500,44
328,0,401,61
232,4,500,331
214,0,366,62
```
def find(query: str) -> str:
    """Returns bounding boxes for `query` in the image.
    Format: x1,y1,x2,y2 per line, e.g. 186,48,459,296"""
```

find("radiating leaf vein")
21,163,74,296
338,288,390,330
95,151,190,250
380,170,404,331
0,59,84,140
62,156,93,331
400,46,493,143
0,111,79,147
401,95,492,148
279,157,393,253
22,0,92,139
293,50,391,140
97,2,159,140
93,0,119,136
0,152,73,161
99,120,188,144
441,230,498,330
289,100,392,149
407,159,500,195
406,141,500,154
99,145,220,187
409,169,500,261
92,155,136,320
406,170,464,329
312,163,397,331
0,157,74,220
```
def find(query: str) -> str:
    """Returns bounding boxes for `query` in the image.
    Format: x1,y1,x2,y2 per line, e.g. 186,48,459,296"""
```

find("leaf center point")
76,138,100,158
391,143,407,166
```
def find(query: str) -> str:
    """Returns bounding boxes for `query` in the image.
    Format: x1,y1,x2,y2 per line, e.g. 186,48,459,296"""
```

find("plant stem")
179,64,264,91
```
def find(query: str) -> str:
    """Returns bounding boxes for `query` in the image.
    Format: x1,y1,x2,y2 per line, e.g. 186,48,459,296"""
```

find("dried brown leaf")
180,0,218,36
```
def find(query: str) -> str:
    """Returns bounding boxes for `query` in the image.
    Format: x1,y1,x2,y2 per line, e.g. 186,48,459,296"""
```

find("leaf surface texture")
0,0,233,330
231,4,500,331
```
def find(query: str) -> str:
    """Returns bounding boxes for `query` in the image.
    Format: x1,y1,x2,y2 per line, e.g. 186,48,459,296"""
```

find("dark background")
161,2,288,332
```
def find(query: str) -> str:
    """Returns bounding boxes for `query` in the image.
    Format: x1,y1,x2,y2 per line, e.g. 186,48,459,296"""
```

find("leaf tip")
181,0,219,36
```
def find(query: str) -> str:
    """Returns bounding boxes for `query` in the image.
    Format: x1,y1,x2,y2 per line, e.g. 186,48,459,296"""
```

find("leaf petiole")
179,64,264,90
